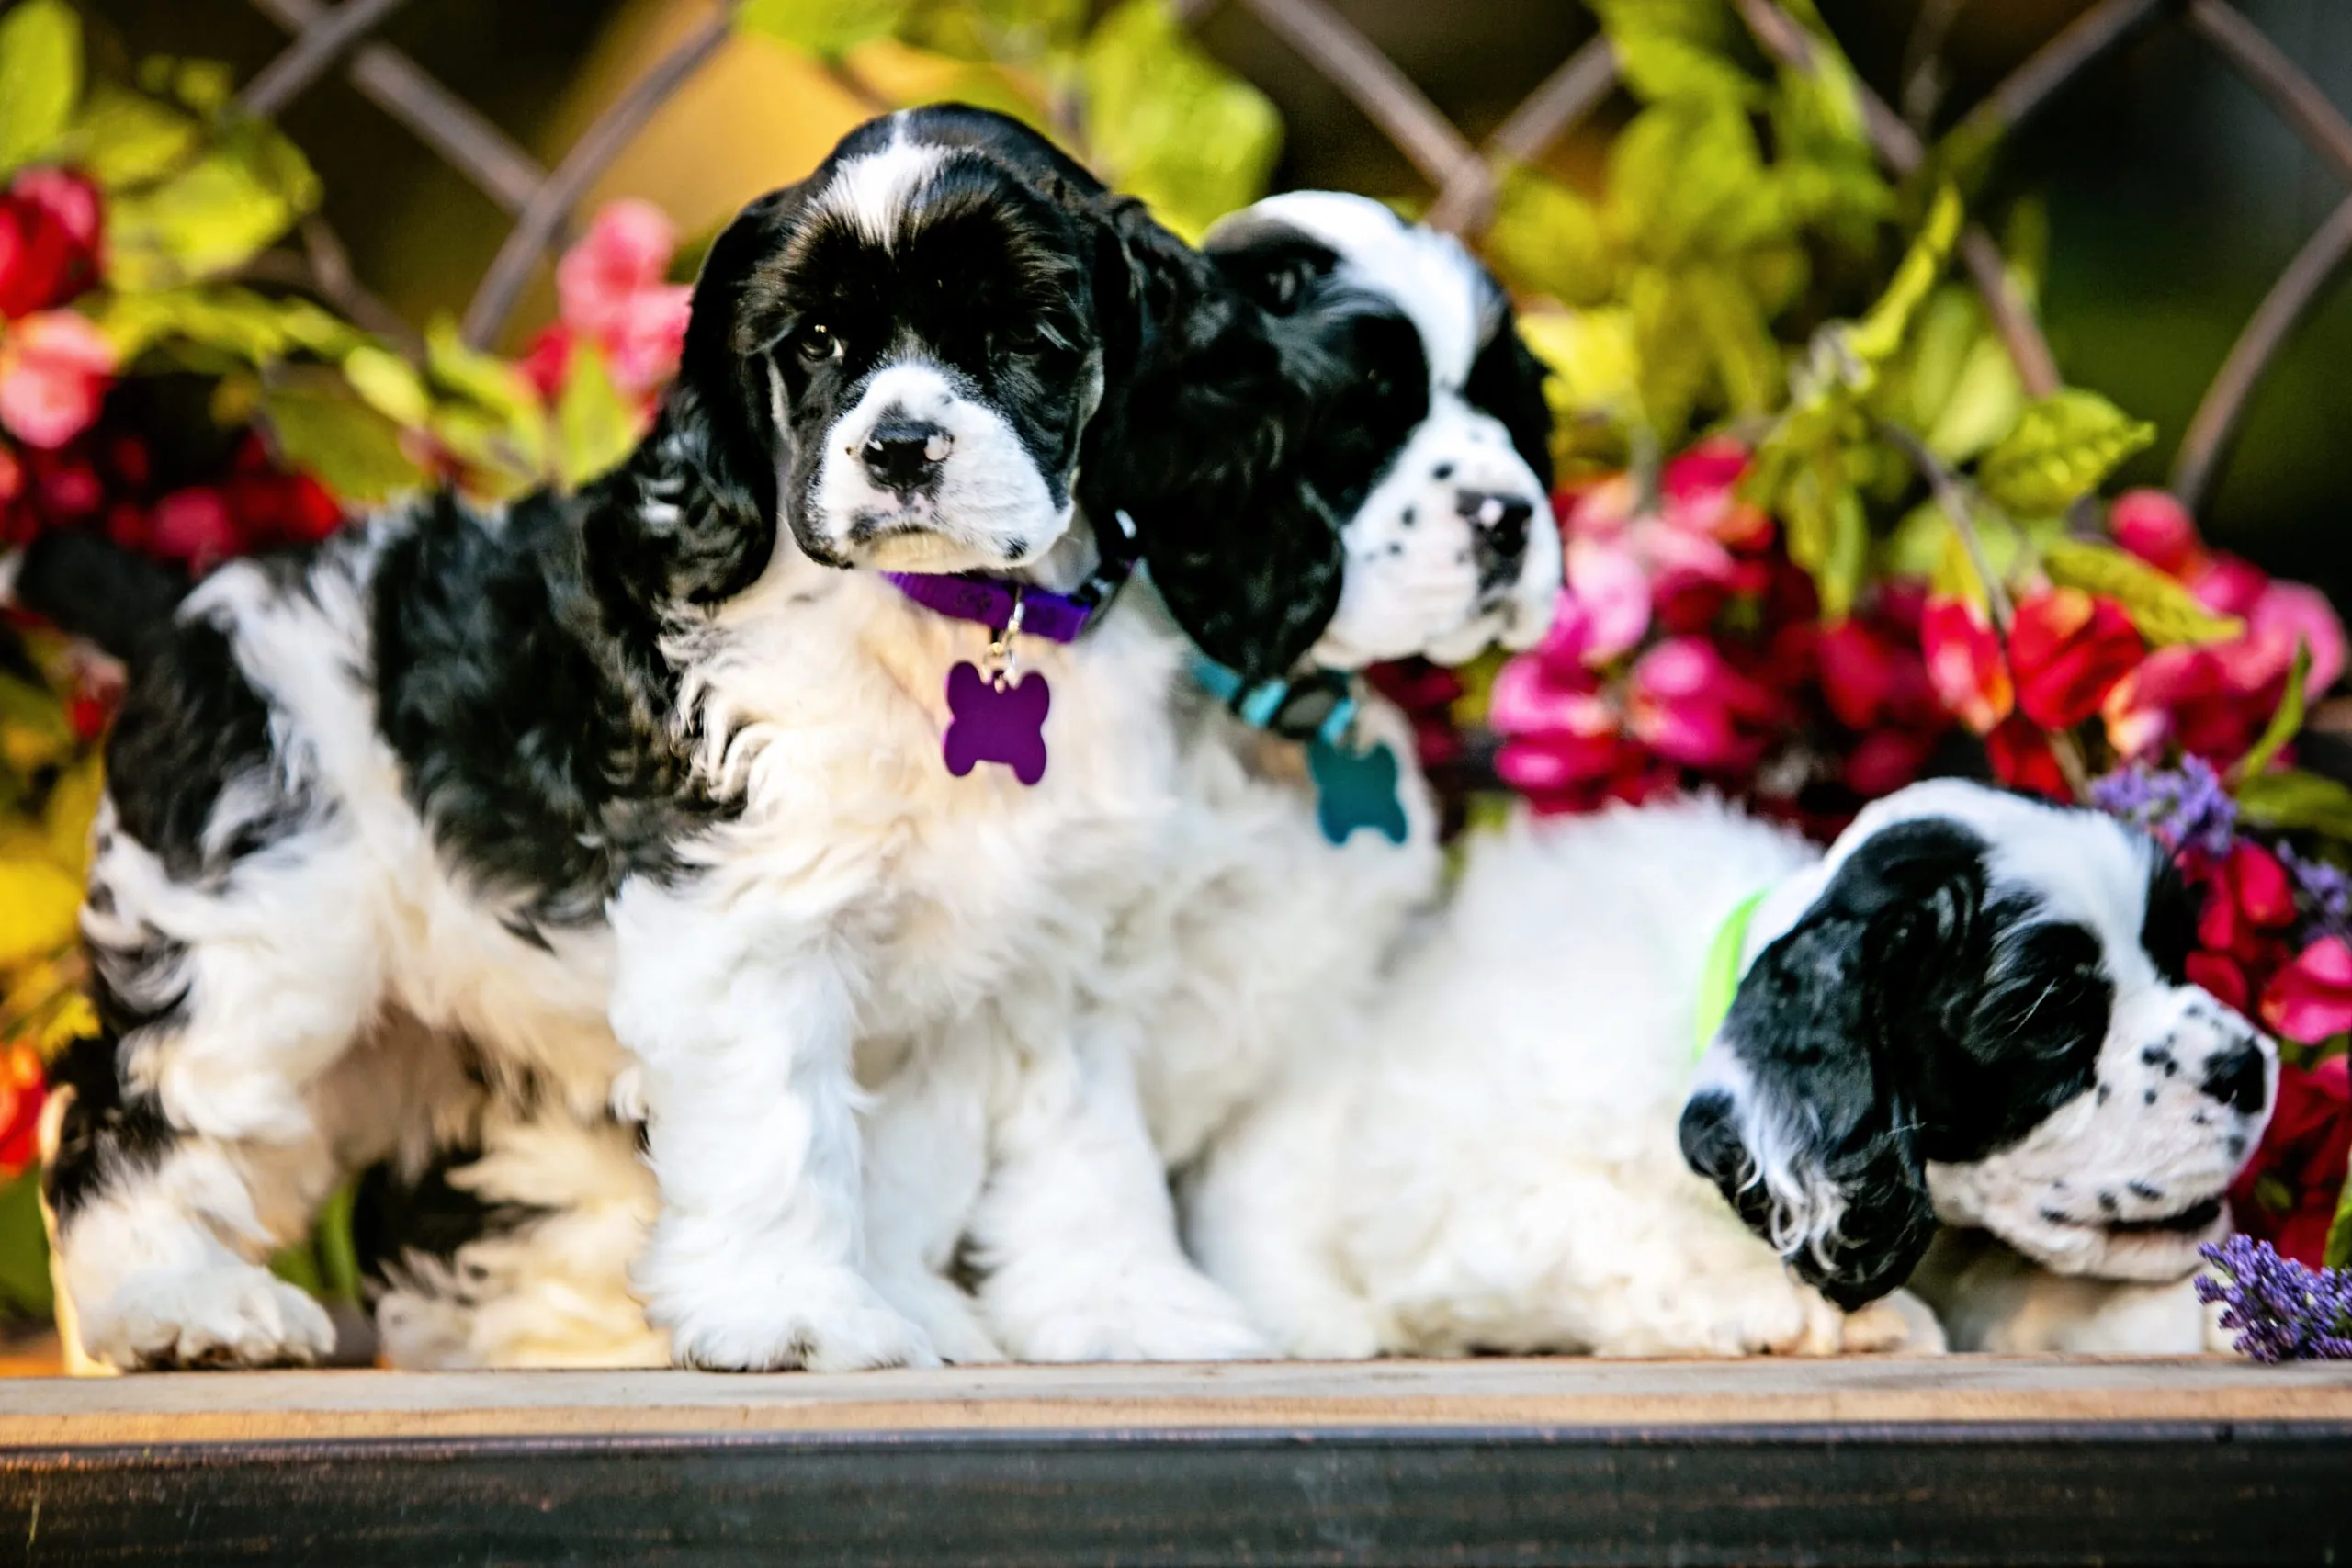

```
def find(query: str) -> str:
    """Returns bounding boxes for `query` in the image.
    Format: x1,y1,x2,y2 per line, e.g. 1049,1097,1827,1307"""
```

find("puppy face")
1680,781,2275,1308
1204,193,1560,671
682,108,1114,577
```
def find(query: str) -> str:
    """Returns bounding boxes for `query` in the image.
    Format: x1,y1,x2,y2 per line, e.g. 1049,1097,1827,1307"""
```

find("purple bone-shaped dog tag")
943,660,1051,785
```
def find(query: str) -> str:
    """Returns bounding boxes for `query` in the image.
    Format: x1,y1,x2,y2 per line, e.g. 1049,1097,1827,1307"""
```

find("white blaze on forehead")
817,118,951,250
1219,189,1489,391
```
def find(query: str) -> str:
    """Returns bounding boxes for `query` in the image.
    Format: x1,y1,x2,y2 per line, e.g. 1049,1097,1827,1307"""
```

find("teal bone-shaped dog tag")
1306,733,1408,846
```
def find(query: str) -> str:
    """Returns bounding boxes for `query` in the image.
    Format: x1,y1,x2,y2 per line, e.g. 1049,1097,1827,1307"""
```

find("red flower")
2008,588,2143,729
0,1043,45,1178
554,199,690,401
148,486,243,570
2188,951,2252,1016
2227,1055,2349,1268
1985,714,2070,799
0,167,103,320
1816,618,1938,733
2263,937,2352,1046
1920,595,2014,734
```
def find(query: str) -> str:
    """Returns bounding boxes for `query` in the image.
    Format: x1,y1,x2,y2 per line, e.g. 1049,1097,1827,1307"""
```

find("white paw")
1845,1287,1947,1355
872,1269,1007,1366
654,1264,941,1372
995,1265,1275,1363
80,1261,335,1371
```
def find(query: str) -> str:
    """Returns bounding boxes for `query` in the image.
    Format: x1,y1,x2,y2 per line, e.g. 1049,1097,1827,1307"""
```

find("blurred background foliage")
60,0,2352,614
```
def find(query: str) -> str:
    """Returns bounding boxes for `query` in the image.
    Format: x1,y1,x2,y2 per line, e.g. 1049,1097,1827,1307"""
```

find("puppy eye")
794,323,842,366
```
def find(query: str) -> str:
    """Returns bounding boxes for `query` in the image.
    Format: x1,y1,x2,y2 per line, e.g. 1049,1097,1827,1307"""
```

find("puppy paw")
993,1263,1274,1363
81,1261,335,1371
1843,1287,1948,1355
872,1269,1007,1366
659,1266,941,1372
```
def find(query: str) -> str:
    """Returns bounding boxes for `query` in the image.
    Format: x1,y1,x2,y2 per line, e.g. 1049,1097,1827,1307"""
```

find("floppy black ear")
1679,818,1991,1309
1464,289,1556,494
1075,203,1347,682
668,187,797,528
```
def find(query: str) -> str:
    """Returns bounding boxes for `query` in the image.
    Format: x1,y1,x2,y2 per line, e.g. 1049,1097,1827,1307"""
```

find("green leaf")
2040,536,2243,648
1976,389,2156,515
0,1174,52,1319
105,119,322,291
2233,769,2352,840
1611,29,1758,109
1080,0,1281,243
1607,101,1781,265
56,83,196,190
2233,641,2312,786
264,376,425,504
1848,184,1962,369
1883,499,2057,585
1784,455,1867,619
554,342,636,491
92,284,292,364
342,344,431,429
737,0,910,55
424,316,537,421
1483,163,1613,309
2326,1145,2352,1270
0,0,81,177
1684,263,1781,417
900,0,1088,61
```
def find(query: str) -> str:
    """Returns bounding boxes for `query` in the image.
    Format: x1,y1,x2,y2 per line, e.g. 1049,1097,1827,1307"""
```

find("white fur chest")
671,568,1185,1041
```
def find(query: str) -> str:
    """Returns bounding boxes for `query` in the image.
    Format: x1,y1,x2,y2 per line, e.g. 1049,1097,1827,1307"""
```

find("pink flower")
2189,552,2270,619
1555,536,1651,666
2109,489,2200,576
1488,647,1612,739
1816,617,1936,732
1658,436,1771,549
555,199,690,401
2261,937,2352,1045
0,310,115,448
1920,595,2014,734
2246,579,2347,697
1627,636,1779,772
0,167,102,320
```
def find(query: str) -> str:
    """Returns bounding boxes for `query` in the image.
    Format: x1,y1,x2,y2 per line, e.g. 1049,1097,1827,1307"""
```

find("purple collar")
883,572,1100,644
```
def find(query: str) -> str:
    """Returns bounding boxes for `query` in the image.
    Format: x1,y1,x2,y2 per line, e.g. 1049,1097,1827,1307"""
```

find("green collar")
1693,889,1769,1059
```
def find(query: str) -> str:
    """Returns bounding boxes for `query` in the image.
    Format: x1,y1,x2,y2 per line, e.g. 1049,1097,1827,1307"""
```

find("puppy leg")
364,1105,670,1370
861,1042,1005,1366
609,881,933,1372
1185,1075,1384,1360
44,821,387,1371
970,1015,1270,1362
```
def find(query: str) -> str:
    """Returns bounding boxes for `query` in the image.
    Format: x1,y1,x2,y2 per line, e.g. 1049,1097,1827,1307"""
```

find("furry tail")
1,530,188,662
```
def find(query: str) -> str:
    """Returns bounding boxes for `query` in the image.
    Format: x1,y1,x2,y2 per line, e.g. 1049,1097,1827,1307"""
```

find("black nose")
2199,1042,2269,1116
862,419,950,492
1463,491,1535,588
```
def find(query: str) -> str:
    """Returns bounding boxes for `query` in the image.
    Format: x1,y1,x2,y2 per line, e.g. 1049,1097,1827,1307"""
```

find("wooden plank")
2,1356,2350,1446
3,1419,2348,1565
2,1361,2346,1564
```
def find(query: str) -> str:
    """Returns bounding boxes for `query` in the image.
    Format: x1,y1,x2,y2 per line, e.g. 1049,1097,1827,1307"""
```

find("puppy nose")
862,419,952,492
1463,491,1535,586
2199,1042,2269,1116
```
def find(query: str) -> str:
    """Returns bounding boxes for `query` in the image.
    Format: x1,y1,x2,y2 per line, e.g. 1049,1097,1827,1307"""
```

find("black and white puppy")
348,194,1563,1370
1189,782,2275,1358
33,105,1363,1372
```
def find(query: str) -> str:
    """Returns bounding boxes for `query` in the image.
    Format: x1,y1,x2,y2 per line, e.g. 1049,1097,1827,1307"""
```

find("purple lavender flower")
2196,1235,2352,1362
2278,840,2352,942
2090,758,2238,858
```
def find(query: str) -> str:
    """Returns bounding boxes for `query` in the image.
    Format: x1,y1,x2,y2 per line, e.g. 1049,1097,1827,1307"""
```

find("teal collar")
1693,889,1769,1059
1193,657,1407,846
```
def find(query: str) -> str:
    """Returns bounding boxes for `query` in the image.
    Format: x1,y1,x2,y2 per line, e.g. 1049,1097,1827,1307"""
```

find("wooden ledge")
5,1359,2349,1564
3,1354,2351,1447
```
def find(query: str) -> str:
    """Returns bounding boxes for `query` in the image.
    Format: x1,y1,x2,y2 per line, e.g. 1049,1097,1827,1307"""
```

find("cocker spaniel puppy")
349,194,1564,1369
29,106,1374,1372
1188,783,2274,1358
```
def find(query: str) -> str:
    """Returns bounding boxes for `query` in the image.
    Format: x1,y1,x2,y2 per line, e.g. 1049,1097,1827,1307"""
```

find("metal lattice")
235,0,2352,513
